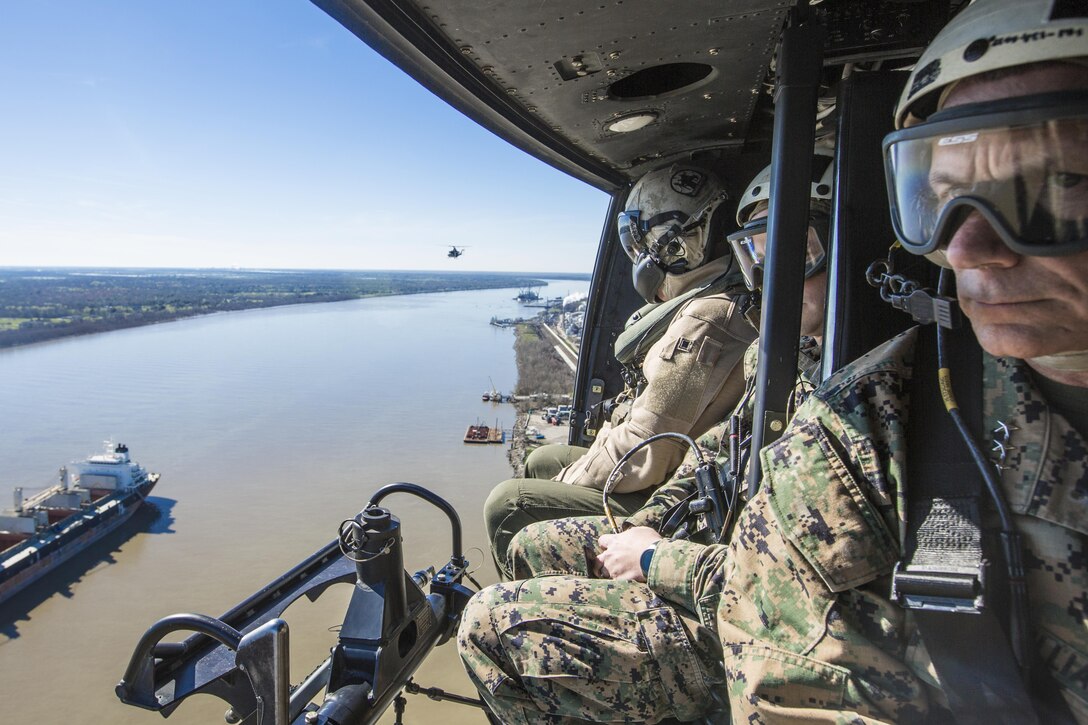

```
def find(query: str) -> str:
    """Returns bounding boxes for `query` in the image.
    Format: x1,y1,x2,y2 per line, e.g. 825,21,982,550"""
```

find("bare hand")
594,527,663,581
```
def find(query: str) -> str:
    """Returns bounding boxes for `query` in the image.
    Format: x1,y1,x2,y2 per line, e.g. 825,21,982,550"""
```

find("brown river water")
0,280,586,724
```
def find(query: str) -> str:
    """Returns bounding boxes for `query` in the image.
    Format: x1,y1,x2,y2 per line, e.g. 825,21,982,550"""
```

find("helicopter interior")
113,2,981,723
313,0,959,457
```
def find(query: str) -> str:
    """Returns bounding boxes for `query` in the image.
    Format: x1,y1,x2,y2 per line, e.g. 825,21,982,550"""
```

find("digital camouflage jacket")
514,339,821,630
715,327,1088,722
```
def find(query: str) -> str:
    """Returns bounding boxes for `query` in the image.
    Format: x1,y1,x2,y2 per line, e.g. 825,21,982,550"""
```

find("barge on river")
0,442,159,605
464,424,505,444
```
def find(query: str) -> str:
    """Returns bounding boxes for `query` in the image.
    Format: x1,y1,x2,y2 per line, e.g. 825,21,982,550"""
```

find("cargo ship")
0,442,159,605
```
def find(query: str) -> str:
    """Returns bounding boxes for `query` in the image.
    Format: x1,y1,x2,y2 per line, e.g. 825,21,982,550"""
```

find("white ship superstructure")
0,442,159,604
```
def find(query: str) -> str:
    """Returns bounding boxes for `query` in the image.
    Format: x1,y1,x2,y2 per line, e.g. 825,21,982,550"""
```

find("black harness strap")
900,324,1048,724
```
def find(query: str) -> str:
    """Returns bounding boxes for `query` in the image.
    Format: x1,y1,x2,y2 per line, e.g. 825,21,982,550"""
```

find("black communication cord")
934,268,1032,676
601,430,740,543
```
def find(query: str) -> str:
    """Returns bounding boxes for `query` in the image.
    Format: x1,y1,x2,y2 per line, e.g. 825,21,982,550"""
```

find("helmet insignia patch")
670,169,706,197
910,58,941,98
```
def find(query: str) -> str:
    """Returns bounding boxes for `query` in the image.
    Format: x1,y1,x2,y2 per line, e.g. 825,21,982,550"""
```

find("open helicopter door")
569,195,644,446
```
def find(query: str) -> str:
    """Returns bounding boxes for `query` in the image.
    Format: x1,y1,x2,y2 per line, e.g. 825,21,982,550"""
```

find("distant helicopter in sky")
448,246,468,258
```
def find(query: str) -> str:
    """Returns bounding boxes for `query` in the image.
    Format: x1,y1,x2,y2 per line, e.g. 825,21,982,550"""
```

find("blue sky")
0,1,610,273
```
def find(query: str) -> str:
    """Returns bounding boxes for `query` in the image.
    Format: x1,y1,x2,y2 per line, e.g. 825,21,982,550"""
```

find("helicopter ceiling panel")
314,0,791,191
439,1,789,175
314,0,955,191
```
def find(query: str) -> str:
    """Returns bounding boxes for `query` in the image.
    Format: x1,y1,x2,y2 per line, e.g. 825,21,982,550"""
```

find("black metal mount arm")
115,484,478,725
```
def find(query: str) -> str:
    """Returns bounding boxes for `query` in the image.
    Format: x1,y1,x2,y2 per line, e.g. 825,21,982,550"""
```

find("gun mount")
116,483,479,725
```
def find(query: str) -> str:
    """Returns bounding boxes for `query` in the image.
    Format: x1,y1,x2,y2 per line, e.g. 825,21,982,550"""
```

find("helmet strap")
1029,350,1088,373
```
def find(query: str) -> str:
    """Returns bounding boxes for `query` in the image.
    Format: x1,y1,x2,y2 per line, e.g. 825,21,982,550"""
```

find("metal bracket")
891,560,986,614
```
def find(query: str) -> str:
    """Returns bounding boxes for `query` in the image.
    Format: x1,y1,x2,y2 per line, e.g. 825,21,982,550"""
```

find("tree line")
0,268,586,349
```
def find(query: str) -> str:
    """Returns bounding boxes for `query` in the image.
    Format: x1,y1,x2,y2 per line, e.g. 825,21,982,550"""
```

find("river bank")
0,268,588,349
504,310,582,475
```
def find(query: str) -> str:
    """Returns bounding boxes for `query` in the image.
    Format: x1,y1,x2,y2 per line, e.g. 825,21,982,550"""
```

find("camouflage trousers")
484,479,650,580
458,576,725,724
508,515,613,579
459,517,726,724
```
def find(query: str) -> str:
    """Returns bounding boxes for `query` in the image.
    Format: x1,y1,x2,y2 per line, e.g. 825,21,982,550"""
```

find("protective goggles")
617,202,715,270
883,91,1088,259
725,213,828,291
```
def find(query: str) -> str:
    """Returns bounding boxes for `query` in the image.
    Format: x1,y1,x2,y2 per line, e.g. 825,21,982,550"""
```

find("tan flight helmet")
735,147,835,225
896,0,1088,128
618,162,729,303
728,147,835,291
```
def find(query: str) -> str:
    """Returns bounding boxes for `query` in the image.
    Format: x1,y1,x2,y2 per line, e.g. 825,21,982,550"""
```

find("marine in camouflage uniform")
717,327,1088,721
461,146,835,720
459,339,823,723
714,3,1088,719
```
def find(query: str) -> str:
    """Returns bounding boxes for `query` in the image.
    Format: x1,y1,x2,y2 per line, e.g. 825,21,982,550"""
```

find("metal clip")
888,289,962,329
891,560,986,614
989,420,1018,471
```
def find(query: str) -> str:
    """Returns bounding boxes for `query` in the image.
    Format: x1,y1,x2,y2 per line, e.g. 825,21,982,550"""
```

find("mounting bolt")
703,93,712,100
608,51,620,60
225,708,242,724
770,420,784,432
708,47,720,55
305,712,320,724
459,46,472,55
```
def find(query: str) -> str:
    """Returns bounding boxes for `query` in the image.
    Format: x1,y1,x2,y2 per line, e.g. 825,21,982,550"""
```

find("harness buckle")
891,560,987,614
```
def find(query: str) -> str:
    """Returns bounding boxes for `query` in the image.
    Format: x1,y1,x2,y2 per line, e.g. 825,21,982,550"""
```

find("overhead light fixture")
605,112,658,133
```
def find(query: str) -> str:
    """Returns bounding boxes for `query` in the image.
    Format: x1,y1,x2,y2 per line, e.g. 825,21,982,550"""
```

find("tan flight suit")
483,259,756,578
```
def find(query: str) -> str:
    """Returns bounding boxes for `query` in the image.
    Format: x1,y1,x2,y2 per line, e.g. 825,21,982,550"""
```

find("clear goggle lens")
726,215,828,291
883,93,1088,258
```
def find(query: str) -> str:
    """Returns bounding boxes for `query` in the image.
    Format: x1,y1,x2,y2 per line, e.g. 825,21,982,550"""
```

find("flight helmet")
726,148,835,291
618,162,728,302
883,0,1088,263
894,0,1088,129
